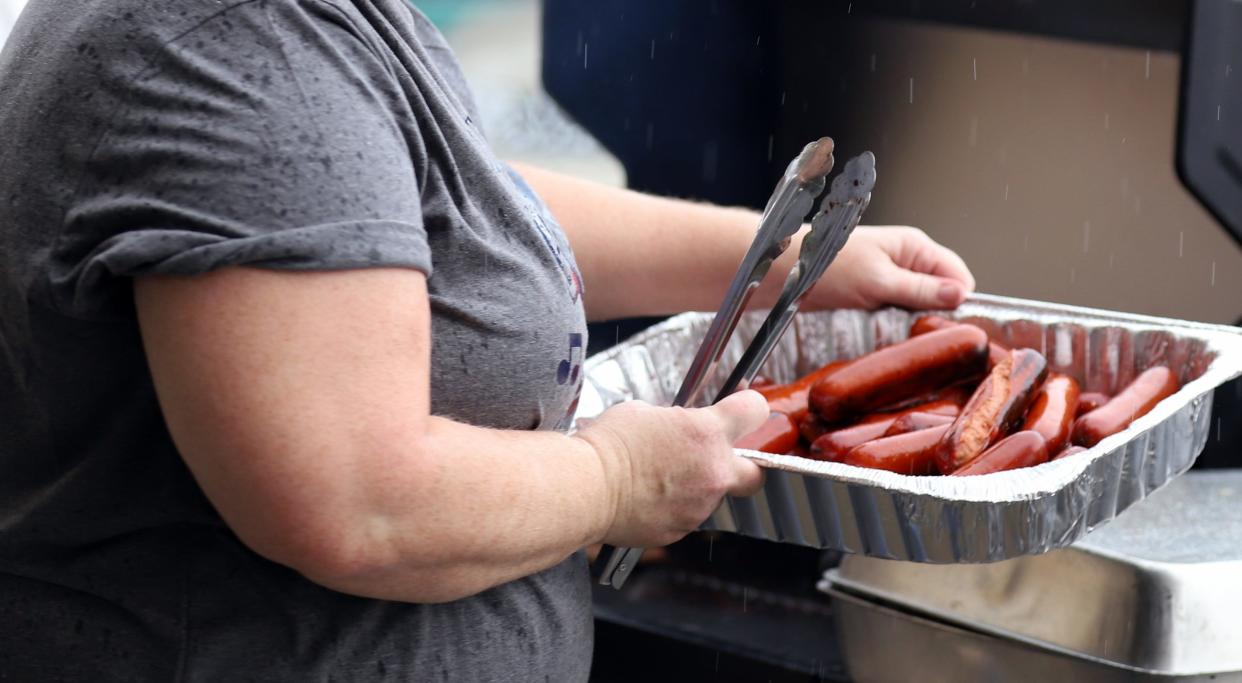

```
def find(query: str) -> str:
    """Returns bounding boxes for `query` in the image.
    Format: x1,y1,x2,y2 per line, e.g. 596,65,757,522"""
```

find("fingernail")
938,282,961,305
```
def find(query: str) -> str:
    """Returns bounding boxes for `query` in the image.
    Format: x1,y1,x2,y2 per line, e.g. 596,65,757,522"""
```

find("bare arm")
134,267,765,604
511,162,976,320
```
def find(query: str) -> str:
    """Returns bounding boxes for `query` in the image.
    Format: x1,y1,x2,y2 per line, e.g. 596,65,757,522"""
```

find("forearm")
513,162,805,320
302,418,614,603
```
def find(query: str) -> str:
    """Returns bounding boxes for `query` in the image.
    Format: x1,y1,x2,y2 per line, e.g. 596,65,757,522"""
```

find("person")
0,1,975,680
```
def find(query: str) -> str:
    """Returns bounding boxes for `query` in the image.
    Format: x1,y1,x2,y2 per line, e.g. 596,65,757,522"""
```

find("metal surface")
823,470,1242,678
597,137,835,589
715,152,874,401
575,294,1242,563
826,587,1238,683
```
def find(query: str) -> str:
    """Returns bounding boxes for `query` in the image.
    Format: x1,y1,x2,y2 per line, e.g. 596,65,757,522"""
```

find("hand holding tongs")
595,140,878,589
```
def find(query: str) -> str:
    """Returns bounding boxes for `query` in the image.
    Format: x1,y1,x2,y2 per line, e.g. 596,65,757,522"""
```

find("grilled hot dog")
1071,366,1179,447
910,315,1009,367
934,348,1049,474
808,399,962,461
735,412,800,454
1074,392,1110,418
951,430,1049,476
1020,373,1080,454
810,326,989,423
841,423,952,475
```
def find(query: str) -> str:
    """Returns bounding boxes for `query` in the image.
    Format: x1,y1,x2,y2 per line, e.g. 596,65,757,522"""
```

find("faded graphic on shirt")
503,165,587,431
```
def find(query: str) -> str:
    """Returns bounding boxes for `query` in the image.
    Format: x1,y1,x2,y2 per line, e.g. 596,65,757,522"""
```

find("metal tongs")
595,140,877,589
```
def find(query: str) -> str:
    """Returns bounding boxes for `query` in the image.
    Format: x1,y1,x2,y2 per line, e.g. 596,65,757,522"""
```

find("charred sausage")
934,348,1049,474
809,326,989,423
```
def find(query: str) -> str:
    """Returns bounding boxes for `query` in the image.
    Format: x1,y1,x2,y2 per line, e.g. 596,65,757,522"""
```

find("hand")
574,391,769,548
806,226,976,311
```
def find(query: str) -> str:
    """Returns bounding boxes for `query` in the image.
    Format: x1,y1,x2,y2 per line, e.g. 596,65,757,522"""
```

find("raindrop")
650,39,655,60
1211,260,1217,286
1218,105,1222,121
767,134,774,162
1083,221,1090,253
1178,230,1184,257
1109,252,1115,270
1023,233,1029,252
708,535,714,561
1004,183,1010,201
909,77,914,104
972,58,977,81
1145,51,1151,79
702,141,719,183
755,35,761,46
968,116,978,147
780,91,786,106
742,587,749,612
1104,112,1110,130
583,43,589,69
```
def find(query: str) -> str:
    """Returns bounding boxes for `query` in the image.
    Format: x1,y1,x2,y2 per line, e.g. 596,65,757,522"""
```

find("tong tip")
824,150,877,205
794,137,836,184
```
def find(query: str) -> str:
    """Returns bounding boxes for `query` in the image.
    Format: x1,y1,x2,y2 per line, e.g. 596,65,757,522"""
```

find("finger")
880,264,967,310
727,457,765,497
707,389,769,443
922,241,976,292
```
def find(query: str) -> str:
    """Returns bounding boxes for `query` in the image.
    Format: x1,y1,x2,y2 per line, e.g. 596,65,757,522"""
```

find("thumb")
707,389,770,443
882,267,967,310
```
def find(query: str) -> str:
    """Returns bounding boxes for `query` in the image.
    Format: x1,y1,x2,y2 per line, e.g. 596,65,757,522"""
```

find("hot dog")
798,412,832,444
1052,445,1088,461
809,419,894,461
910,314,1009,367
1074,392,1110,418
840,423,952,475
808,399,963,461
809,325,989,423
1071,366,1179,447
756,360,847,421
735,412,800,454
934,348,1049,474
951,430,1049,476
1020,373,1080,454
882,411,956,437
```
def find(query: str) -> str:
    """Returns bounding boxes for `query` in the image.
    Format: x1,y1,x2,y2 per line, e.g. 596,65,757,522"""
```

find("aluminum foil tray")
573,293,1242,563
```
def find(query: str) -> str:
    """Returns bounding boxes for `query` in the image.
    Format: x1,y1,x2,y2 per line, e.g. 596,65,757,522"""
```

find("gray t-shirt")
0,1,591,680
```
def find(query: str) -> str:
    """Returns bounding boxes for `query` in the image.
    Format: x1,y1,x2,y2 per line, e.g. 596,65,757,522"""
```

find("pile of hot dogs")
735,315,1181,476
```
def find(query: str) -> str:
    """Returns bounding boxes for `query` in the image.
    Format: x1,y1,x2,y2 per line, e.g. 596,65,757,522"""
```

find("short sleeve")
49,0,432,319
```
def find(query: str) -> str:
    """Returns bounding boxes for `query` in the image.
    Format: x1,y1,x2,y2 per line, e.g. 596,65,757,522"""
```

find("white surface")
0,0,26,49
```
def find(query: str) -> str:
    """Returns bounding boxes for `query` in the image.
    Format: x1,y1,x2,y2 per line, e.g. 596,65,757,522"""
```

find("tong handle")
595,139,837,590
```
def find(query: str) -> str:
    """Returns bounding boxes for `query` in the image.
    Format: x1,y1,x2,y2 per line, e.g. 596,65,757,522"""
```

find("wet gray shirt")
0,1,590,680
